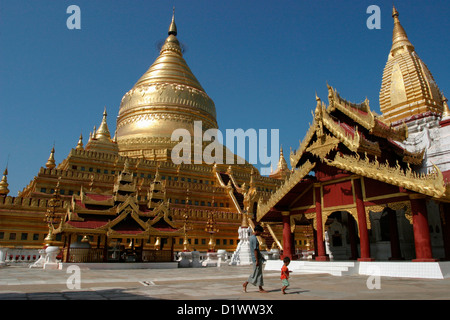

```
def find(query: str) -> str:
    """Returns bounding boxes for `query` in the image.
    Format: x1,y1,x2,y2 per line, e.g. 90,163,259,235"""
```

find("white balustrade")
176,250,231,268
2,248,42,265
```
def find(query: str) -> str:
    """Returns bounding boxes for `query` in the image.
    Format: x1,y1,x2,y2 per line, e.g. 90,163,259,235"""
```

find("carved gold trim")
257,160,316,221
290,122,317,168
306,134,340,159
290,215,297,233
304,212,316,231
321,107,361,153
364,201,413,225
328,84,408,141
327,85,373,129
389,201,412,225
325,152,447,199
322,207,362,237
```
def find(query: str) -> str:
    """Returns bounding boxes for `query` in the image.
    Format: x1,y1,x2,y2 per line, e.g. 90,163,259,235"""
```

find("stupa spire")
390,6,414,56
0,167,9,196
168,7,177,36
95,107,111,141
45,146,56,170
277,146,289,172
76,133,84,150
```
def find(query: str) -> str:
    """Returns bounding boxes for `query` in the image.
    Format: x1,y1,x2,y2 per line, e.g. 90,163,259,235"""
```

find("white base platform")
264,260,450,279
58,262,178,270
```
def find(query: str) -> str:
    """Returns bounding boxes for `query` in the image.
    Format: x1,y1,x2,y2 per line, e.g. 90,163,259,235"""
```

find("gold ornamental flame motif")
116,11,218,157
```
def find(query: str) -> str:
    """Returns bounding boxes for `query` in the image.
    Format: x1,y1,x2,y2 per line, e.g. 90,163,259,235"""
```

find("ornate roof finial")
95,107,111,141
277,145,289,172
0,166,9,196
168,6,177,36
46,146,56,170
76,133,84,150
390,5,414,56
392,5,399,18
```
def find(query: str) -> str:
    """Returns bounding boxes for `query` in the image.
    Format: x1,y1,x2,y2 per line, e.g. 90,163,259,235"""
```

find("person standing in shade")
242,225,267,293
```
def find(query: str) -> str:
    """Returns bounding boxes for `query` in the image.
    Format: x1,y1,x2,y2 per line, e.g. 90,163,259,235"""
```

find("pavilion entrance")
324,211,359,260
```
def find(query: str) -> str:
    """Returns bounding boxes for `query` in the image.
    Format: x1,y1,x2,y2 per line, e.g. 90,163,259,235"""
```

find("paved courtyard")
1,263,450,301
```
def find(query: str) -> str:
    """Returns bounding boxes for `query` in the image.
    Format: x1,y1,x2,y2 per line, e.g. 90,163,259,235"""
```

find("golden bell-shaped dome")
116,11,218,160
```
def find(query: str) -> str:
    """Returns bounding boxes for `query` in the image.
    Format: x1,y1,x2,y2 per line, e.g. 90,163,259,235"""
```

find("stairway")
265,260,357,276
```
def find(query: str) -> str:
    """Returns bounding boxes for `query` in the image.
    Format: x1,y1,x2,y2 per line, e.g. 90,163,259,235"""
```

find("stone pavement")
1,263,450,301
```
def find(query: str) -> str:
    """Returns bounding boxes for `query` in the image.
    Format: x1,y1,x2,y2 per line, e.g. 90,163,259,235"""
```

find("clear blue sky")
1,0,449,195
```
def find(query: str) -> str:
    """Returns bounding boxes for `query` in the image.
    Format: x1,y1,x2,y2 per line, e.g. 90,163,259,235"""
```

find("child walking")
280,256,290,294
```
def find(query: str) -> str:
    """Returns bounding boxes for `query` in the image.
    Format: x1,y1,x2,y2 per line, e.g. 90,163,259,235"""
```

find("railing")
62,248,174,263
65,248,104,263
142,250,172,262
1,248,42,263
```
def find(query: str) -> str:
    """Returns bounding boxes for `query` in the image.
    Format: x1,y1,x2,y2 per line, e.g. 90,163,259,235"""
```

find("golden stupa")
0,11,295,258
379,7,445,125
116,12,218,160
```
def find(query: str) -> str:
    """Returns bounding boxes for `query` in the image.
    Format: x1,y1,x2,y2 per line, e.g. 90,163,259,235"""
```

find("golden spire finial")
392,5,399,19
277,145,289,172
46,146,56,170
95,107,111,141
0,166,9,196
390,5,414,56
76,133,84,150
168,6,177,36
159,7,182,56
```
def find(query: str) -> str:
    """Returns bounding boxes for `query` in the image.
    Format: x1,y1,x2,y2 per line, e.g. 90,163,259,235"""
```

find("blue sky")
1,0,449,195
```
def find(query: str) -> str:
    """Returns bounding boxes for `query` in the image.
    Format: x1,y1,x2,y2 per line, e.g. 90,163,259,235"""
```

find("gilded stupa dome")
116,12,218,160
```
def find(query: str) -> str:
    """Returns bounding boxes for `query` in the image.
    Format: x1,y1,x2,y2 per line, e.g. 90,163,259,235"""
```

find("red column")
410,196,437,262
281,212,292,260
314,186,328,261
354,179,374,261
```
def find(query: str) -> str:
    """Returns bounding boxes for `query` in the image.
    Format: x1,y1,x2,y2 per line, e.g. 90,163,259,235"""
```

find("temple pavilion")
257,7,450,262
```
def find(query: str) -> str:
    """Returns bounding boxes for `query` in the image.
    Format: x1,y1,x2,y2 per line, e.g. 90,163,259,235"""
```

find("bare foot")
258,287,268,293
242,282,248,293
